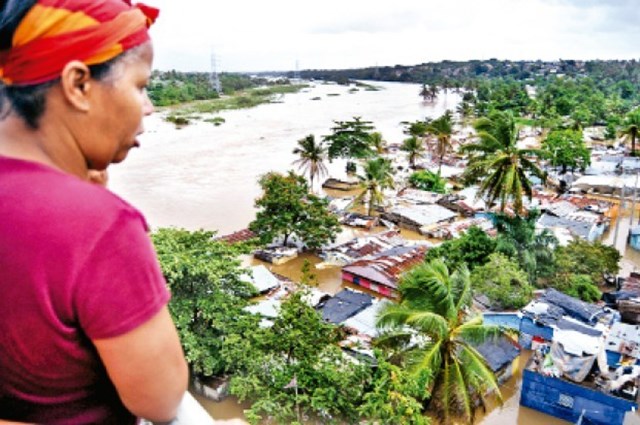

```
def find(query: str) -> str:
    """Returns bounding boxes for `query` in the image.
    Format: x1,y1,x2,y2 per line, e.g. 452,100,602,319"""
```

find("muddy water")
107,81,639,423
109,81,460,234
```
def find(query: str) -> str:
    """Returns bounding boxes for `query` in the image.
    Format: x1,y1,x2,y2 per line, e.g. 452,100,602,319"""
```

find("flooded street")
108,81,639,424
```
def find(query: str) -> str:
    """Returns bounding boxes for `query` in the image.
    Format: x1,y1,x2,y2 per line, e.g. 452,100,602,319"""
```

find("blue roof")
475,336,520,372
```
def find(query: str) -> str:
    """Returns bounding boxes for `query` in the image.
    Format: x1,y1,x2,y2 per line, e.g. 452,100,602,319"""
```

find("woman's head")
0,0,157,170
0,0,158,127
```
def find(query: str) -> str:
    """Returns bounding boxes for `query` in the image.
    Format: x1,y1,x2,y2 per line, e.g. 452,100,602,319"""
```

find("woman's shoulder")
0,156,147,230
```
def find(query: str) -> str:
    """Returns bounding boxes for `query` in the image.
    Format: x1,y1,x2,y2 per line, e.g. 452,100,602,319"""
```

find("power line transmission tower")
210,52,222,95
294,60,301,81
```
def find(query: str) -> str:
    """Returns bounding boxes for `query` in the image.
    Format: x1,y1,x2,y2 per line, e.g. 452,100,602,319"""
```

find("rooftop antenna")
210,51,222,95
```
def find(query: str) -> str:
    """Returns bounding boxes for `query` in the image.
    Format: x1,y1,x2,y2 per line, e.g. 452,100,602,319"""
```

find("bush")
408,170,446,193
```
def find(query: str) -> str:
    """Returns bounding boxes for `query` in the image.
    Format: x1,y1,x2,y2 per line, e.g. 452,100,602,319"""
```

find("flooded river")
108,81,638,424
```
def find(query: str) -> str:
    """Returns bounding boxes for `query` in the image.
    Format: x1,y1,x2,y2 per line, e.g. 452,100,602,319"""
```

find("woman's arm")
93,306,188,422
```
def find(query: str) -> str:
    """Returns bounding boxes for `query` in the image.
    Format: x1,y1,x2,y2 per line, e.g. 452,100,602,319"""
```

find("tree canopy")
151,228,258,377
249,171,341,249
324,117,376,161
542,129,590,174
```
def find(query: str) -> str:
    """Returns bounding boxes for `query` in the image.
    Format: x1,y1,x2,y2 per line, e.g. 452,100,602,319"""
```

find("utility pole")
612,173,626,249
629,170,639,227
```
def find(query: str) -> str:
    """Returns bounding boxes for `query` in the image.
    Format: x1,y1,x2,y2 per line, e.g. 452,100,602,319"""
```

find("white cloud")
147,0,640,72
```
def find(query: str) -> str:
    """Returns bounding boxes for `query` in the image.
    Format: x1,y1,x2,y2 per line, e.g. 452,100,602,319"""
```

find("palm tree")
426,110,454,174
619,109,640,155
401,136,425,169
376,259,507,424
292,134,328,191
370,131,387,155
461,110,545,214
356,157,395,216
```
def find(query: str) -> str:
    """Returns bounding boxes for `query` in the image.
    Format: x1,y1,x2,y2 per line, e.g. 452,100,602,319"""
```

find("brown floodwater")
108,81,640,424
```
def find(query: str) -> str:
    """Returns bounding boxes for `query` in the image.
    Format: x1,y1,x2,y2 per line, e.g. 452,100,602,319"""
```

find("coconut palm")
401,136,426,169
370,131,387,155
292,134,328,191
426,110,454,174
461,110,545,214
356,157,395,216
619,109,640,155
376,259,507,424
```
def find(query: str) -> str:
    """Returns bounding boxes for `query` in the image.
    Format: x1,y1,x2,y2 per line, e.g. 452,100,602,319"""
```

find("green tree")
249,171,341,249
494,210,558,284
620,108,640,155
542,129,590,174
426,111,454,174
356,157,395,216
461,110,545,214
376,259,506,424
292,134,328,190
553,239,621,289
408,170,447,194
470,252,533,309
401,136,426,169
324,117,376,171
359,352,430,425
425,226,497,271
300,259,318,287
151,228,258,377
228,290,371,424
370,131,387,155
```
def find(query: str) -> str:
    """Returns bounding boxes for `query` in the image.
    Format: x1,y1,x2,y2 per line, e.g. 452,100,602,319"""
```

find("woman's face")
81,42,154,171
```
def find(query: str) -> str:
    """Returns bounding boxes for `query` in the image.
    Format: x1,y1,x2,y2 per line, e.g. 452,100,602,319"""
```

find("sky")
148,0,640,73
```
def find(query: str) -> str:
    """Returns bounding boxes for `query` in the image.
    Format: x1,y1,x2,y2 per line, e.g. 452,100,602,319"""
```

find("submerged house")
381,205,458,234
475,336,520,384
317,289,373,324
319,230,406,267
342,245,428,298
630,226,640,251
516,290,638,425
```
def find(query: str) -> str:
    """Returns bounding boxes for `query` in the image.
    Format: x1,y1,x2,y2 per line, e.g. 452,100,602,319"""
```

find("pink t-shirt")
0,157,171,424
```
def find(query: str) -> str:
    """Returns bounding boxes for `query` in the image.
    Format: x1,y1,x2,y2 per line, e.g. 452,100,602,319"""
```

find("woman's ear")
59,60,92,112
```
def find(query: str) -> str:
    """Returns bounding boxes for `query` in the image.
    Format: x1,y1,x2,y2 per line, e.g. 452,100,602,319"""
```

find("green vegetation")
227,289,371,424
401,136,426,169
542,129,590,173
426,111,454,174
152,228,257,377
408,170,447,193
292,134,328,189
461,111,545,214
377,259,507,424
470,252,533,310
425,226,497,271
356,157,395,216
620,108,640,155
324,117,377,163
204,116,226,126
249,171,341,250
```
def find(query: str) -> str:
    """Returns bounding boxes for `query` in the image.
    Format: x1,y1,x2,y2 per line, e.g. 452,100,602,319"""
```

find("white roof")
244,298,281,318
343,299,392,337
242,265,280,293
391,204,457,227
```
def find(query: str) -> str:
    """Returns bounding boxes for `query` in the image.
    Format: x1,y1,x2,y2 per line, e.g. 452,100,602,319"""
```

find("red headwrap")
0,0,159,86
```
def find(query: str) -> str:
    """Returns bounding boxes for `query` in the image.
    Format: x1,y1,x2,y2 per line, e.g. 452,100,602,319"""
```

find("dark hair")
0,0,127,129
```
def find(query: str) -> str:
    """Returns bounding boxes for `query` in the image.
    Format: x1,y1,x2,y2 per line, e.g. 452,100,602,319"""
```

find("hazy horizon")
149,0,639,73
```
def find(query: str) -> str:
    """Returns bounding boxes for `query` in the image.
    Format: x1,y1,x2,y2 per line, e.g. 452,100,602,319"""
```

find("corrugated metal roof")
342,245,428,289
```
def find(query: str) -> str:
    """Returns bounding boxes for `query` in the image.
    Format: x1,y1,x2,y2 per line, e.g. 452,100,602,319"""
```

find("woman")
0,1,189,423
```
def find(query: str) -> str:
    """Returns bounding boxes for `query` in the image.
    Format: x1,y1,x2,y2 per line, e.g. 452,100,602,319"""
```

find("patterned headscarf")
0,0,159,86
